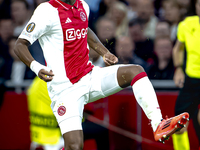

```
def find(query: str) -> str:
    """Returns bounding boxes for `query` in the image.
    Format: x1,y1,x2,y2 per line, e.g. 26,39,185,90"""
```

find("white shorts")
50,65,123,135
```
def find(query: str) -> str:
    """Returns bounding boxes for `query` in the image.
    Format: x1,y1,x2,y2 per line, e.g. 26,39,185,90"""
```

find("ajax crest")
57,105,66,116
80,12,86,22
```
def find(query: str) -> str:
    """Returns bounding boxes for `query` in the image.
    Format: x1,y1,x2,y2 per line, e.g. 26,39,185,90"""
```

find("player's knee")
64,136,83,150
129,65,145,78
66,142,83,150
117,64,145,88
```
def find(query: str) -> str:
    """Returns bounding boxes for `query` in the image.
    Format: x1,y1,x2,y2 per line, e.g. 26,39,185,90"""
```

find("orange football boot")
154,112,189,143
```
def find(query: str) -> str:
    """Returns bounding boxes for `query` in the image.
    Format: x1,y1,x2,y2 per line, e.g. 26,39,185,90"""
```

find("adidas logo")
65,17,72,23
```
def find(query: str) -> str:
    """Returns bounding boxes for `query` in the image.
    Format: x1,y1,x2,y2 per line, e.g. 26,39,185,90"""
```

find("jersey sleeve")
19,3,52,44
177,21,185,43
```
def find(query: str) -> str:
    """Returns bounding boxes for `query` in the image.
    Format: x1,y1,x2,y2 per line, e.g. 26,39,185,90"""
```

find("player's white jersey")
19,0,94,93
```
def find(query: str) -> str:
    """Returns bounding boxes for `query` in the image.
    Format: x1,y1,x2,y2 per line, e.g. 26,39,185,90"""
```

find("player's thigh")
88,65,125,103
51,92,86,134
52,95,85,149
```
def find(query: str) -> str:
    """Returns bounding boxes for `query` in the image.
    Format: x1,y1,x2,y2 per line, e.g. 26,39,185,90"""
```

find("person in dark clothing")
148,59,174,80
147,36,174,80
0,18,13,108
129,18,155,64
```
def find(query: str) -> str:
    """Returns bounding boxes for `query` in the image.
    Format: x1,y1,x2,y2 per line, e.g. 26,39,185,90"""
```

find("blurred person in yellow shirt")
28,76,64,150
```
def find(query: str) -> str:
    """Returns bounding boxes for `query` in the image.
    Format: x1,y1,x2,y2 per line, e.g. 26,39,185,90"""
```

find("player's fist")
38,69,54,82
103,52,118,66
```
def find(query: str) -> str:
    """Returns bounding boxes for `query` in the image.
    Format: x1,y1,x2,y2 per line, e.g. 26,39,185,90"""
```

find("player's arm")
87,27,118,66
14,38,54,82
172,40,185,88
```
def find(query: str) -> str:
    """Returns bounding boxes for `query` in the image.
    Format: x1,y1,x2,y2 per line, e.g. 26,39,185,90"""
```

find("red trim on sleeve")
131,72,147,86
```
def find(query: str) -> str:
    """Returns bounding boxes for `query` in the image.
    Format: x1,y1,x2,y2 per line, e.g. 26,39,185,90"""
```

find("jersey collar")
51,0,79,10
73,0,78,9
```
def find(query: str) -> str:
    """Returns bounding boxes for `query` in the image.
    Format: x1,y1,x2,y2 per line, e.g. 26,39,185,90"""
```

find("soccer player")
172,0,200,149
14,0,189,149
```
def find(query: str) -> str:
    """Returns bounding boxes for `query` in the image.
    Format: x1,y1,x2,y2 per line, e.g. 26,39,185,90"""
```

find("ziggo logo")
66,28,88,41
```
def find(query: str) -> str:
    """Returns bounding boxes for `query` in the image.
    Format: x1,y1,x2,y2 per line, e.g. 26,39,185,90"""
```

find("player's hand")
38,69,54,82
103,52,118,66
173,67,185,88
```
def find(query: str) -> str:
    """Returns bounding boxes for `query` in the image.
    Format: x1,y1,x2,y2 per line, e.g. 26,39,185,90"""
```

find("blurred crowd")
87,0,196,80
0,0,197,92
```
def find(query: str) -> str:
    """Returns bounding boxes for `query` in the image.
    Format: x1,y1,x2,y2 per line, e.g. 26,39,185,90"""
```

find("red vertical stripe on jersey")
49,0,93,84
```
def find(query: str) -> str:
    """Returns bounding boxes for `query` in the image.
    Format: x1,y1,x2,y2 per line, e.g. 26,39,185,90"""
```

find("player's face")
196,0,200,17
